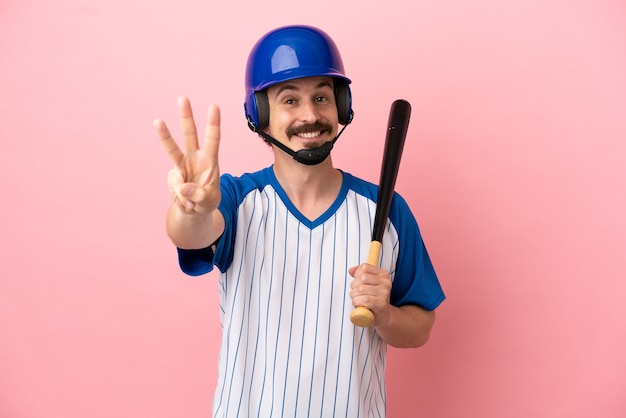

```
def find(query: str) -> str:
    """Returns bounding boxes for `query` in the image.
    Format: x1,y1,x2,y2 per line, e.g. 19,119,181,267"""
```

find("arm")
349,264,436,348
155,97,225,249
166,203,224,250
373,304,435,348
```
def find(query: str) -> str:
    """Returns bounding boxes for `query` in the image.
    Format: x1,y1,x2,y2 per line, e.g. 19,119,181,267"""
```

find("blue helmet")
244,25,353,130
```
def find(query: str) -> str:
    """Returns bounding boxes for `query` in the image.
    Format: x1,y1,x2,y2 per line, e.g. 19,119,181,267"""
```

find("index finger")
154,118,184,168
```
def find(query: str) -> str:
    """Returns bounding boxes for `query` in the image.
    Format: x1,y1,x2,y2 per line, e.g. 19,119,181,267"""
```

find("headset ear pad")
334,80,353,125
253,90,270,130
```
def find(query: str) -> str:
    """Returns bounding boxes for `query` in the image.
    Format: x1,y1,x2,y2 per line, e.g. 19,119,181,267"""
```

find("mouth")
287,122,333,143
296,130,323,139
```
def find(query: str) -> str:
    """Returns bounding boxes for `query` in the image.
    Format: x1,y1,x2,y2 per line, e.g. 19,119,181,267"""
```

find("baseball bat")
350,99,411,328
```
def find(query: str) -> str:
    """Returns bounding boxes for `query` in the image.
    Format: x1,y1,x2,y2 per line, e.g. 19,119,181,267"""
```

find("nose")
297,98,321,123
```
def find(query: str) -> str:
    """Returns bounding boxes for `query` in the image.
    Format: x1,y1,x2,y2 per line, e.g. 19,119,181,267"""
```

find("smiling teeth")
298,131,321,139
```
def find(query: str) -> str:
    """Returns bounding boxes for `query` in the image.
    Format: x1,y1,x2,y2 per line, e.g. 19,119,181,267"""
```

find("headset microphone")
247,118,350,166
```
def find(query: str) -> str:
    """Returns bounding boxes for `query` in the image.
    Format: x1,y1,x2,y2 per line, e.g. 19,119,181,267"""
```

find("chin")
295,136,332,149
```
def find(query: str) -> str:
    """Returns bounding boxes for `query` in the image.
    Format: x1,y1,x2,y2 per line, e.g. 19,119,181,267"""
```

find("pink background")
1,0,625,417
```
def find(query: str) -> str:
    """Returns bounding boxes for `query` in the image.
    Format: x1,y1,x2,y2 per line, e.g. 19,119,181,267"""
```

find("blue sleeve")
388,193,446,311
177,246,216,276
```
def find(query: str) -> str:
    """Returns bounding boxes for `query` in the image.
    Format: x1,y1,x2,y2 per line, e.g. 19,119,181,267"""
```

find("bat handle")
349,241,382,327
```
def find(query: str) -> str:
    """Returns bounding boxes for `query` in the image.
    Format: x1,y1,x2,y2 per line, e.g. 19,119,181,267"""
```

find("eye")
315,96,328,103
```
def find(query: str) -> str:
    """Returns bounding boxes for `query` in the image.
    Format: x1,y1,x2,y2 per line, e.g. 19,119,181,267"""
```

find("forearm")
375,305,436,348
166,204,224,250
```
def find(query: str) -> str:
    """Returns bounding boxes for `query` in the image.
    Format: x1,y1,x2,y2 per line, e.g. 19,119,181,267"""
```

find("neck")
272,163,343,221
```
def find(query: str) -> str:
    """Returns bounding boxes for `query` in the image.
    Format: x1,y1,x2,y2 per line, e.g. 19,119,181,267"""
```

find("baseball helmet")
244,25,353,130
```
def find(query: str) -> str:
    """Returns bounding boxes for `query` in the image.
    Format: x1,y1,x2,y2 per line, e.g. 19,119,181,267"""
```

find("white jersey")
177,167,445,418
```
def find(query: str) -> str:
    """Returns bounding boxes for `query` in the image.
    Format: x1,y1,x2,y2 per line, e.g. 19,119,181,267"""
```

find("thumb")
188,185,208,204
180,183,207,203
179,183,216,213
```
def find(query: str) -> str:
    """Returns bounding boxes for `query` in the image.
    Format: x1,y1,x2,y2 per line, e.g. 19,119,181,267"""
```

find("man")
154,25,445,418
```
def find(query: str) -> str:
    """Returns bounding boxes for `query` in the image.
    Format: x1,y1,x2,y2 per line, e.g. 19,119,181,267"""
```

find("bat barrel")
371,99,411,242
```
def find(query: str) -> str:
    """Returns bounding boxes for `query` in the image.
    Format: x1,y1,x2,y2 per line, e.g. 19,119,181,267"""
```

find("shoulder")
219,166,276,204
340,171,377,200
342,171,413,216
221,166,273,190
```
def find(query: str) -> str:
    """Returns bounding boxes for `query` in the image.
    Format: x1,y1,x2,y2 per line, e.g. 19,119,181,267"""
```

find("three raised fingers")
154,97,221,169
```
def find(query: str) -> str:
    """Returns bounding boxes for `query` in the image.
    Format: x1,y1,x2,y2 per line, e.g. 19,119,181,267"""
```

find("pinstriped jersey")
177,166,445,418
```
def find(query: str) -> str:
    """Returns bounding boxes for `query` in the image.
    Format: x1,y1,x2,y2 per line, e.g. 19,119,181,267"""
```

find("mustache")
286,122,333,137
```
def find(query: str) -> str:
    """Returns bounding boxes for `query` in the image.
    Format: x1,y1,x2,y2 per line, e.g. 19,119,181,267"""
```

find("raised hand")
154,97,221,214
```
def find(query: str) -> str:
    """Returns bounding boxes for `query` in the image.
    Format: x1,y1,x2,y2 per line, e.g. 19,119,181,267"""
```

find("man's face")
265,76,339,151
